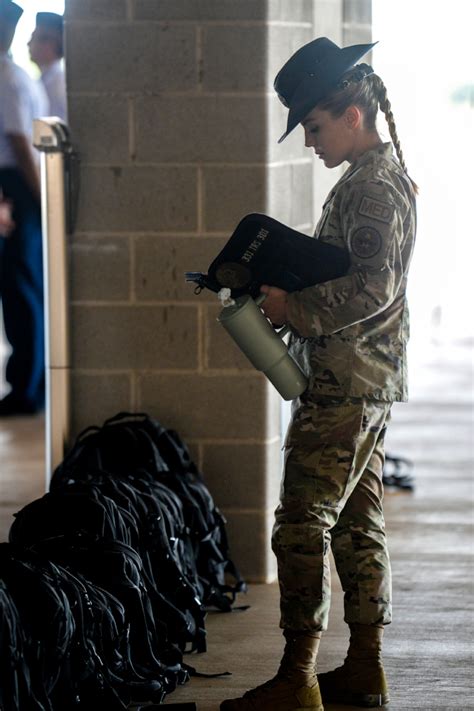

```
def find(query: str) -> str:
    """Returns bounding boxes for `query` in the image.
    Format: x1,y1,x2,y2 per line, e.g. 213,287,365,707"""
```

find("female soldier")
221,37,417,711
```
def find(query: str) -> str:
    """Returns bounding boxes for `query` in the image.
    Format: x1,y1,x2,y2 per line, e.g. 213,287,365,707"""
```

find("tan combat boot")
317,623,389,707
220,630,324,710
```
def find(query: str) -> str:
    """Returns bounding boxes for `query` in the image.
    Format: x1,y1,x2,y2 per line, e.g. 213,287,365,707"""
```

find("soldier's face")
302,106,355,168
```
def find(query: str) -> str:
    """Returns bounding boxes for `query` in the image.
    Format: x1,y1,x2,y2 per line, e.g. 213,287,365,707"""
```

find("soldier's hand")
260,285,288,326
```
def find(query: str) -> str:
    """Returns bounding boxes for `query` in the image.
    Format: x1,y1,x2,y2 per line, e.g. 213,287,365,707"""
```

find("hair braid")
319,67,419,194
375,77,419,194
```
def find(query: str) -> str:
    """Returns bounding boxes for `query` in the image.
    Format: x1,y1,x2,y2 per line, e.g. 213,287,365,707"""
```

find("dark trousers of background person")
0,168,44,413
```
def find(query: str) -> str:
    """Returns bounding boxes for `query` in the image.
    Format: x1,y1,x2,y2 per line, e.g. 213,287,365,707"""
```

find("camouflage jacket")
286,142,417,402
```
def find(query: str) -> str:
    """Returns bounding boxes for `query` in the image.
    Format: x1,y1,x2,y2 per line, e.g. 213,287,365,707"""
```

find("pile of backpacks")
0,412,247,710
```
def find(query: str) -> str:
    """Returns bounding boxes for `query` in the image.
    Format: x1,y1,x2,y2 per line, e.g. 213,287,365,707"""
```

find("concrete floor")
0,339,473,710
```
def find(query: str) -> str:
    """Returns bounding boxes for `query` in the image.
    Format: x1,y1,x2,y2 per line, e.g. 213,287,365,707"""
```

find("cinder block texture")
65,25,197,93
134,235,227,303
70,236,131,302
223,510,277,583
133,0,312,22
203,444,267,510
71,305,198,370
133,0,268,20
342,25,373,47
66,0,127,20
137,374,276,441
133,0,313,22
202,167,267,232
343,0,371,25
76,166,197,233
276,0,313,22
70,373,131,438
68,96,129,165
201,26,267,92
134,96,266,164
313,0,343,40
62,0,345,583
202,439,282,510
267,26,314,85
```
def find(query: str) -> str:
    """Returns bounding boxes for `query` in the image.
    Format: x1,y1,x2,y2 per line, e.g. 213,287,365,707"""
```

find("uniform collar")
350,141,393,170
337,142,393,186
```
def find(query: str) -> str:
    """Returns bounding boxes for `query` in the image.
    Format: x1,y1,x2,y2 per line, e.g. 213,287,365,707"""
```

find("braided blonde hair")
319,66,419,194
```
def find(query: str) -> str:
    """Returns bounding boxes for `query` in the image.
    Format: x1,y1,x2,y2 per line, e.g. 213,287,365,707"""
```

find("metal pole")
33,118,74,488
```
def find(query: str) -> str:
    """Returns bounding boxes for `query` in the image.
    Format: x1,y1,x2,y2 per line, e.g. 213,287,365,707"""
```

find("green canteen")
217,294,308,401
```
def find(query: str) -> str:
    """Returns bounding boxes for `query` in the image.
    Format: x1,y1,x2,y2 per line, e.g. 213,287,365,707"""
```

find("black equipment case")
185,213,350,298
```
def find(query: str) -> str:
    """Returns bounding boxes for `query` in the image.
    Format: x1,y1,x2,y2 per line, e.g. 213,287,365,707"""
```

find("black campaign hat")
0,0,23,26
36,11,63,33
274,36,376,143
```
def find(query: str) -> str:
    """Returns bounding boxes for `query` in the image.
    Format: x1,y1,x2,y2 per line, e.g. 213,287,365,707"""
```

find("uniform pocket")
280,440,356,514
286,399,365,449
282,400,367,510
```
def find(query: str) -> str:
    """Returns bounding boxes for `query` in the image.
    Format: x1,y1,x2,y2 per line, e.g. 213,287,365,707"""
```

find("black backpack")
4,412,240,707
0,543,132,710
0,543,75,710
18,534,186,700
0,578,32,711
44,470,208,655
50,412,247,613
148,426,247,611
8,480,190,695
9,483,132,548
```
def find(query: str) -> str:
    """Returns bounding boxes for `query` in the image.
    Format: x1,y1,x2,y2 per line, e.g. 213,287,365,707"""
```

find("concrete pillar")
64,0,362,581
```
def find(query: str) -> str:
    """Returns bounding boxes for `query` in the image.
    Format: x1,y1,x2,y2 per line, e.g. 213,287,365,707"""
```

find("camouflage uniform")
272,142,416,632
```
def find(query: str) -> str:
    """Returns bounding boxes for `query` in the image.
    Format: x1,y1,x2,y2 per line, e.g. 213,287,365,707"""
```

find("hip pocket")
281,442,354,510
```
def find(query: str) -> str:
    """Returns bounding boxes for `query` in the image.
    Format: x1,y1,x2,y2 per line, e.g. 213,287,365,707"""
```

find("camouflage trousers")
272,396,392,632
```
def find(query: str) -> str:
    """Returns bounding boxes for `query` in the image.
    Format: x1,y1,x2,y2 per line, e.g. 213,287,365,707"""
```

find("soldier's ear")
344,105,361,130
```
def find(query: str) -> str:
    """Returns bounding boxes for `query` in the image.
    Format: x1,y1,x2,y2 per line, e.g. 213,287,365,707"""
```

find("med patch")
358,195,394,224
350,226,382,260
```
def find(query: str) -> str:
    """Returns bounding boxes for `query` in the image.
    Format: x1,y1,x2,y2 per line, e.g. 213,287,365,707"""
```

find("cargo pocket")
279,442,327,508
282,399,366,509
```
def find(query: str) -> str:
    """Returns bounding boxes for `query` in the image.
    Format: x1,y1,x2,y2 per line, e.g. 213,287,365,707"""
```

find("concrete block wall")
64,0,361,582
343,0,372,44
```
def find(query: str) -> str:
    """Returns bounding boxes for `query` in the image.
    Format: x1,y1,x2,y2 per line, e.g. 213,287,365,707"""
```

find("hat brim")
278,41,377,143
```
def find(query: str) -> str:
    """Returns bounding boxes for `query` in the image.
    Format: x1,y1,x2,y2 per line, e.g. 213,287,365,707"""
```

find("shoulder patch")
350,226,382,260
358,195,394,224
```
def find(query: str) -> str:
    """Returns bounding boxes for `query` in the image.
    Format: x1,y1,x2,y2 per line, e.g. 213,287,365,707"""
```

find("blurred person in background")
28,11,67,121
0,0,48,415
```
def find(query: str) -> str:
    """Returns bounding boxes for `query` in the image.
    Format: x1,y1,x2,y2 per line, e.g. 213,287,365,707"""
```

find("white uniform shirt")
41,59,67,121
0,52,48,169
